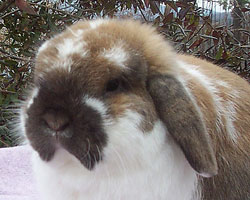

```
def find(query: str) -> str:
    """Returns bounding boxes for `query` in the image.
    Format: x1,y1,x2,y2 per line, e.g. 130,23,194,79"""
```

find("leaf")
189,38,204,49
126,1,132,9
212,30,220,45
154,16,161,25
164,4,171,16
137,0,144,10
22,51,34,57
240,45,250,48
3,60,18,67
145,0,150,8
149,1,159,15
0,93,3,105
187,23,195,30
189,14,195,24
215,46,223,60
179,6,191,20
200,34,218,40
10,93,18,103
165,1,177,12
176,1,189,8
15,0,37,15
222,51,230,59
163,12,173,24
18,65,28,72
241,7,250,12
205,26,212,35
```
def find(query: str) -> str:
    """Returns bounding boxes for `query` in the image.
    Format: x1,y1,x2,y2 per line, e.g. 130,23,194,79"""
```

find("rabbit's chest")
32,139,198,200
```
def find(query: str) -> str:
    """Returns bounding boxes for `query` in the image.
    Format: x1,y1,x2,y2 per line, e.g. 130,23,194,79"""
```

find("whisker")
86,138,91,155
95,144,101,161
82,137,91,160
109,144,130,193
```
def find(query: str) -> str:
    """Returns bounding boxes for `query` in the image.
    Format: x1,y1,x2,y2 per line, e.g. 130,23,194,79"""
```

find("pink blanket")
0,146,39,200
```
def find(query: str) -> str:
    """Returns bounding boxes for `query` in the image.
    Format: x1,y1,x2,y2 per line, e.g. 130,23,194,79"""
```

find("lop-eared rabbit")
19,19,250,200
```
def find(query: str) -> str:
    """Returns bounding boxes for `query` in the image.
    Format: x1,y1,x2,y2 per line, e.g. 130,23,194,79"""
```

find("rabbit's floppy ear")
147,73,218,177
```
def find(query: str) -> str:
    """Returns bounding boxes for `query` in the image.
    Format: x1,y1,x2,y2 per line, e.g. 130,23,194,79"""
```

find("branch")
186,21,206,44
65,1,95,13
151,1,164,18
0,0,15,13
1,9,19,19
135,0,147,22
29,2,83,19
0,90,16,94
0,48,34,62
0,138,10,147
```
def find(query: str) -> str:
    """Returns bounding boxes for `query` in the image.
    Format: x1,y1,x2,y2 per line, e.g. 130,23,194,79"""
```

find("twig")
226,30,241,44
0,90,16,94
0,0,14,13
0,9,20,19
29,2,83,19
0,48,32,61
232,0,247,24
135,0,147,22
174,23,187,37
65,2,95,13
0,138,10,147
204,44,218,54
151,1,164,18
233,29,250,36
186,22,206,44
104,7,118,17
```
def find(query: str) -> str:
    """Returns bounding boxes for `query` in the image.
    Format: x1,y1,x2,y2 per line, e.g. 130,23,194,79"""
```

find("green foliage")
0,104,15,148
157,1,249,71
219,0,249,10
0,0,249,147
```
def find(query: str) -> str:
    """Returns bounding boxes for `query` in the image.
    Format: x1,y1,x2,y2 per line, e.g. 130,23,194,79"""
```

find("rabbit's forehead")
35,25,134,77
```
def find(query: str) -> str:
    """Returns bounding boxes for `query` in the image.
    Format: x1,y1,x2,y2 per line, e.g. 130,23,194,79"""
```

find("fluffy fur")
19,19,250,200
33,113,198,200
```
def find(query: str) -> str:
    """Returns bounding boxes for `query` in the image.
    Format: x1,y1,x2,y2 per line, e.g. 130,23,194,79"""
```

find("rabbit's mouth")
25,112,107,170
22,83,108,170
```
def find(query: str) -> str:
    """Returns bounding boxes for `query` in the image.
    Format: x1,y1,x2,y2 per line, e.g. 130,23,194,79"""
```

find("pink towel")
0,146,39,200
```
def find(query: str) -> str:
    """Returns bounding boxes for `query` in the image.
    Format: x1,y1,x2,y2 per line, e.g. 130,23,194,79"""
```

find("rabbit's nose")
43,109,70,132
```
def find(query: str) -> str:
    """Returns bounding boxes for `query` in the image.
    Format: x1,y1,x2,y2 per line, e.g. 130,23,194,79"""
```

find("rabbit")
18,19,250,200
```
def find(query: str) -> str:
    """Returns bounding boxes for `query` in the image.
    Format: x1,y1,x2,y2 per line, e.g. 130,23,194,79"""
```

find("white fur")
84,96,108,116
31,110,198,200
75,29,84,36
38,41,49,54
38,28,88,72
224,100,238,143
46,58,73,73
178,61,238,143
67,27,84,38
27,87,39,109
19,108,27,138
101,45,129,69
215,80,239,142
57,38,88,59
40,38,88,72
89,19,105,29
216,80,229,88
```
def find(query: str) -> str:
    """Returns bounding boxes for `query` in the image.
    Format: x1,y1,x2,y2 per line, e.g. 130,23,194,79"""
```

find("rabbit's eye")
106,79,120,92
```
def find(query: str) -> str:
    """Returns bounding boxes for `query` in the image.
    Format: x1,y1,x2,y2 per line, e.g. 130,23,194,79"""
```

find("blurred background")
0,0,249,147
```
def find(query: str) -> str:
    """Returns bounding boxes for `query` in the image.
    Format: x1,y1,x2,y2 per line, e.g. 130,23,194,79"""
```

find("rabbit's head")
20,19,217,176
